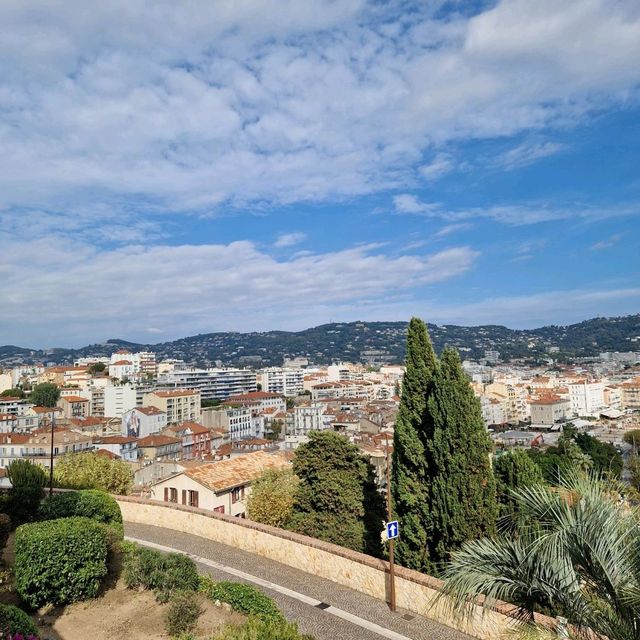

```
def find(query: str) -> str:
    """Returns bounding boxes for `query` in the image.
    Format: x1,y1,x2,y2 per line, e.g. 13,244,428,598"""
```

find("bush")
54,451,133,495
0,514,11,548
164,591,202,637
123,544,199,603
0,604,39,638
15,517,108,608
39,490,122,533
213,617,314,640
5,486,45,526
199,579,283,623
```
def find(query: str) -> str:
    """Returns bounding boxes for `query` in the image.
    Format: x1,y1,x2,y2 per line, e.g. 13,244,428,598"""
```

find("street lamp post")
49,409,55,496
384,432,396,612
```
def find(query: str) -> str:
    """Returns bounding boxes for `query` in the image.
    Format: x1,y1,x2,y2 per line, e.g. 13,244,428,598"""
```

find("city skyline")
2,0,639,347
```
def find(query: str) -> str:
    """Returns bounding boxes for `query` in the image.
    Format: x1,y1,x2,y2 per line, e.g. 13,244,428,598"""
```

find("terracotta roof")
183,451,290,492
95,448,120,459
94,435,137,445
0,397,21,402
0,434,29,444
137,434,181,447
226,391,283,401
112,360,133,366
31,406,62,414
135,406,166,416
60,395,89,403
0,413,16,420
175,421,209,435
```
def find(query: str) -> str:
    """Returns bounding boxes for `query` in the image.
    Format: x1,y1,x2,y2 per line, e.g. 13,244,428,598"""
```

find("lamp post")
49,409,56,496
384,432,396,612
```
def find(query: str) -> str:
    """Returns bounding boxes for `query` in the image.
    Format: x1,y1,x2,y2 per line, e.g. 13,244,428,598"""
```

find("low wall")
116,496,550,640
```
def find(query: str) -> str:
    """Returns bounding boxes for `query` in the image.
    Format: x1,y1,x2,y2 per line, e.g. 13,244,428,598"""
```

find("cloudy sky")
2,0,639,347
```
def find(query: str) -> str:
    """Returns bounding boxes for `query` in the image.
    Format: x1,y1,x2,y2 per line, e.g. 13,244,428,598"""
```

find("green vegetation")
4,460,46,524
0,387,25,398
15,517,108,608
392,317,437,571
0,603,40,638
28,382,60,407
164,591,203,637
246,469,298,528
212,617,314,640
289,430,385,556
441,473,640,640
54,451,133,494
574,432,623,476
0,514,10,548
122,543,199,603
39,489,123,536
88,362,106,374
493,450,544,527
199,577,284,623
421,348,497,571
623,429,640,447
201,399,222,408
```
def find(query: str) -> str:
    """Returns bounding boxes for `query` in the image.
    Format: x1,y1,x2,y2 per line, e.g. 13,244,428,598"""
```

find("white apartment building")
480,396,506,427
122,406,168,438
258,368,304,397
288,404,327,437
310,381,373,401
568,381,605,416
109,350,157,378
225,391,286,414
143,389,201,424
104,384,138,418
202,406,259,441
157,368,256,401
108,360,136,380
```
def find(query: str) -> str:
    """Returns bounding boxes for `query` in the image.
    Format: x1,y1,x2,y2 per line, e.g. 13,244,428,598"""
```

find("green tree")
289,431,385,556
391,317,437,571
88,362,106,374
422,348,497,571
54,452,133,495
246,469,298,528
0,387,25,398
29,382,60,407
574,432,622,477
441,473,640,640
493,450,544,527
623,429,640,447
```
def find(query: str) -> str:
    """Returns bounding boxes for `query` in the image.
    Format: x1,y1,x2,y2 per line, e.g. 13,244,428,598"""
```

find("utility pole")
384,432,396,612
49,409,55,496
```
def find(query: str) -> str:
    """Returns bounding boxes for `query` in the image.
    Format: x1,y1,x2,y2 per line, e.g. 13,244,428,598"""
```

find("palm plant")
440,472,640,640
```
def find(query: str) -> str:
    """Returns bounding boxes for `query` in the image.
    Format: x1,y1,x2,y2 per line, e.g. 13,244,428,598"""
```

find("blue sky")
1,0,639,347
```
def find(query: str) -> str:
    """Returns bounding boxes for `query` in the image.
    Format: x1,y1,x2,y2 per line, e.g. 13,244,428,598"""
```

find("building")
143,390,201,424
480,396,507,427
104,384,138,418
136,434,182,461
202,406,255,441
529,396,571,426
258,368,304,397
621,379,640,410
92,435,138,462
164,422,212,460
288,403,326,437
109,350,157,378
225,391,286,414
122,406,168,438
157,368,256,401
57,395,90,419
568,381,605,416
150,451,290,516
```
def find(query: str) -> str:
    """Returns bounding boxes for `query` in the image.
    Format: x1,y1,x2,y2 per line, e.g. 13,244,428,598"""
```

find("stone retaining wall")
116,495,553,640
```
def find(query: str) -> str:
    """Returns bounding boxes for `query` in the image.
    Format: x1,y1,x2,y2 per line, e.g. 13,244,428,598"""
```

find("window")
213,505,225,514
169,488,178,503
231,486,245,504
188,490,199,508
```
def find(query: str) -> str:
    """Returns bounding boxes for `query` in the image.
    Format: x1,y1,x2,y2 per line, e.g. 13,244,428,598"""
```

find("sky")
1,0,639,348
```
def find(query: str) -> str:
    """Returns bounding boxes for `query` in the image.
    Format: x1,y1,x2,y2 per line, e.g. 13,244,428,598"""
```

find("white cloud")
0,0,638,215
274,232,306,248
494,140,566,169
393,194,440,215
419,153,455,180
590,234,623,250
434,223,474,238
0,232,478,346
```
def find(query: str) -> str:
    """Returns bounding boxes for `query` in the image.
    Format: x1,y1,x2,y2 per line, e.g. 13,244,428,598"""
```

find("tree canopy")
0,388,25,398
290,431,384,556
246,469,298,528
29,383,61,408
54,452,133,495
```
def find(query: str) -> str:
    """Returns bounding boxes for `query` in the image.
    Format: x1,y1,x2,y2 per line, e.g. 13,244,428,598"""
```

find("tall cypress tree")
423,347,497,570
391,317,437,571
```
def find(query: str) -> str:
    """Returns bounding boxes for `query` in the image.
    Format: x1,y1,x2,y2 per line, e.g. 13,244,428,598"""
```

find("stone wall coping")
115,494,557,629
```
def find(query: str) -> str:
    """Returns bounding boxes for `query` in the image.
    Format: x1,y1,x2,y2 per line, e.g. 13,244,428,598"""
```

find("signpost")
384,433,397,612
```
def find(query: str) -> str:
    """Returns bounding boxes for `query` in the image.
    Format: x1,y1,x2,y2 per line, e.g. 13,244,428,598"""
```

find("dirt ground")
38,581,244,640
2,533,244,640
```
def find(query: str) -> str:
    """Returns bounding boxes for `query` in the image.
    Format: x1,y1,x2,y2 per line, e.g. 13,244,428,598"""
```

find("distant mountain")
1,314,639,367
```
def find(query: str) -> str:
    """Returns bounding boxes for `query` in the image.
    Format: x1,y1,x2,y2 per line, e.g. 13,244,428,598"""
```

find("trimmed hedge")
39,490,123,535
199,577,283,623
123,544,199,603
15,517,108,608
0,604,39,639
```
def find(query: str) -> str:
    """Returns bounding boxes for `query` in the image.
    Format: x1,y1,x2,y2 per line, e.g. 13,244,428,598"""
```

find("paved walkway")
125,522,472,640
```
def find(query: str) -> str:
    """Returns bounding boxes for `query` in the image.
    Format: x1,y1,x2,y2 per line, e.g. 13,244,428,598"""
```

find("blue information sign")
386,520,399,540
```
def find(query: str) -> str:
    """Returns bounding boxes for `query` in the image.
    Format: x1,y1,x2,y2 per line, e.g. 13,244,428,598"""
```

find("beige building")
529,396,570,426
58,395,90,419
621,379,640,410
150,451,290,516
143,389,201,424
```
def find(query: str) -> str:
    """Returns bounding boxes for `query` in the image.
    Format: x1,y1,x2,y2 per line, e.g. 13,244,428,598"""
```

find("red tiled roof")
137,434,181,447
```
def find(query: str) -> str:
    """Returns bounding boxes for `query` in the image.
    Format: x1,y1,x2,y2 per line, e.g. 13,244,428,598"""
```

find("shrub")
123,544,199,603
213,617,314,640
0,514,11,548
6,461,46,489
54,451,133,495
5,461,47,525
200,580,283,623
164,591,202,637
15,517,108,608
39,490,123,534
0,604,39,639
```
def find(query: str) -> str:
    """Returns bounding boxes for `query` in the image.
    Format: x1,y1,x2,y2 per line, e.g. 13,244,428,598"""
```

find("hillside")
1,314,639,367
